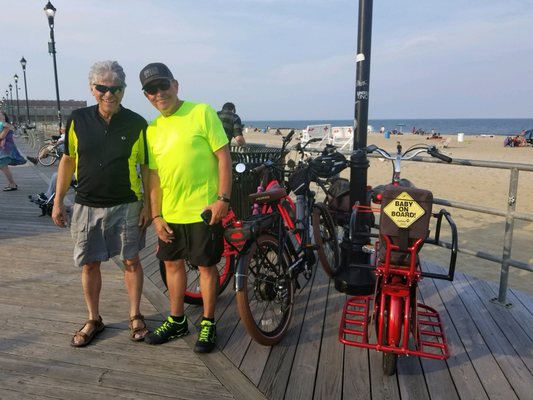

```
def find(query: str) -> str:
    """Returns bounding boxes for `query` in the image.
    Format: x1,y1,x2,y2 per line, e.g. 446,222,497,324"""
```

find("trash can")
457,132,464,142
230,145,287,219
384,131,391,139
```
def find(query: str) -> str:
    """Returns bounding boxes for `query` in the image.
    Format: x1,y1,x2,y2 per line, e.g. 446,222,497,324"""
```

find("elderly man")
139,62,232,353
52,60,150,347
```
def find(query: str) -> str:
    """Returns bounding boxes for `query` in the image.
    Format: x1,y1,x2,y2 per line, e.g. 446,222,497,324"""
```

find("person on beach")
52,60,151,347
139,62,231,353
217,102,246,146
0,111,26,191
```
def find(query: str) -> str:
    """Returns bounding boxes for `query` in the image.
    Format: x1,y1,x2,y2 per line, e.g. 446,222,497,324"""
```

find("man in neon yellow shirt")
140,63,232,353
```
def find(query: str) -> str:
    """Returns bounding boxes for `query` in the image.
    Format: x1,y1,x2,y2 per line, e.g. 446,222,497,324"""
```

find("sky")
1,0,532,122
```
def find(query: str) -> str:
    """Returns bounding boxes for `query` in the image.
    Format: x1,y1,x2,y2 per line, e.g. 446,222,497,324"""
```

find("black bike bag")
224,213,275,245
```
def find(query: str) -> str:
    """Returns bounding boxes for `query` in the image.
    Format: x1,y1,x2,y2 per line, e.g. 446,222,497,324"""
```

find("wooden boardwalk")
1,139,531,399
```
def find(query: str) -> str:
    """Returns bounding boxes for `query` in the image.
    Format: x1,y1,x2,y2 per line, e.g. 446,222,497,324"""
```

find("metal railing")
377,155,533,305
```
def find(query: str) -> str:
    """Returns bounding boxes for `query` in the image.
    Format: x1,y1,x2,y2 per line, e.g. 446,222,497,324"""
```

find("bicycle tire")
37,144,58,166
382,293,403,376
312,202,340,278
236,234,295,346
382,352,398,376
159,255,234,305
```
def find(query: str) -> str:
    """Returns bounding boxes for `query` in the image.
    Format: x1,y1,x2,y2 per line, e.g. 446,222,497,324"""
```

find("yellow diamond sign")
383,191,425,228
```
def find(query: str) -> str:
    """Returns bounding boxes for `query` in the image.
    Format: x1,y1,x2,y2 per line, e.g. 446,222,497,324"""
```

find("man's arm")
51,154,76,228
208,144,232,223
233,114,246,146
148,168,174,243
234,135,246,146
138,164,151,229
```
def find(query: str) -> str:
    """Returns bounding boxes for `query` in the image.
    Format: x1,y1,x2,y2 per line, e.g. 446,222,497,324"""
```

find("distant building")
4,99,87,125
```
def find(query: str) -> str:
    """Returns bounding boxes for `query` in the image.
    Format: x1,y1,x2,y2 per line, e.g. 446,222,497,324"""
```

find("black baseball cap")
139,63,174,89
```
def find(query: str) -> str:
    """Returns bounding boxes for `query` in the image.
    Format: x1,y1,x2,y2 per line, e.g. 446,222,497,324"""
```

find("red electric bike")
338,142,458,375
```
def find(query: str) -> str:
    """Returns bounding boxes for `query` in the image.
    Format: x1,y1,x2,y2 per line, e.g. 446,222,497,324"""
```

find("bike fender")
234,255,247,291
234,239,254,291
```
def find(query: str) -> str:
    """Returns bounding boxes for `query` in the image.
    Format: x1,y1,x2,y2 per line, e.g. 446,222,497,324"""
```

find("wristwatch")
217,194,230,203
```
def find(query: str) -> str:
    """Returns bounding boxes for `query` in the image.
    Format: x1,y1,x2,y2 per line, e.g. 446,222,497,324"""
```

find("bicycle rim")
236,234,294,346
38,144,57,166
158,255,234,305
312,202,340,277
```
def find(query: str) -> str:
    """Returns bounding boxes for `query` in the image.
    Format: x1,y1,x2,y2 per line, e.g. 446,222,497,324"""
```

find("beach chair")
332,126,353,152
301,124,332,148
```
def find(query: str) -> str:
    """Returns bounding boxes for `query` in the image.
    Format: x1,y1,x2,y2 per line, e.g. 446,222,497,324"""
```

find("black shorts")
157,221,224,267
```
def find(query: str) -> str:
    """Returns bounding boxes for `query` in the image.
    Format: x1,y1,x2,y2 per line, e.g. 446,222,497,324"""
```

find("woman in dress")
0,111,26,191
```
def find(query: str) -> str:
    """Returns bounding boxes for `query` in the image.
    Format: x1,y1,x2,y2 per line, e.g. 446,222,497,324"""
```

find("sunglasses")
93,84,124,95
144,81,171,95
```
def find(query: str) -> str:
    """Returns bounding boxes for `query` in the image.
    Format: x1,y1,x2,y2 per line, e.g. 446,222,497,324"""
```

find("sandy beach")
243,130,533,296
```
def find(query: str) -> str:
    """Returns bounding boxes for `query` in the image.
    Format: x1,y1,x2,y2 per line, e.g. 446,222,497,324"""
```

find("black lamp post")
4,91,10,116
334,0,376,296
13,74,21,125
20,57,31,125
44,1,62,132
8,84,14,122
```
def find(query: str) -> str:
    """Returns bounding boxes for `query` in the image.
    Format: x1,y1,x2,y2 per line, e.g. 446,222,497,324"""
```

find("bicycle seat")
249,185,287,205
378,185,433,266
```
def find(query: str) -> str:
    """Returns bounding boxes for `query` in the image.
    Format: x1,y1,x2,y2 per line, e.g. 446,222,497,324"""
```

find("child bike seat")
378,185,433,266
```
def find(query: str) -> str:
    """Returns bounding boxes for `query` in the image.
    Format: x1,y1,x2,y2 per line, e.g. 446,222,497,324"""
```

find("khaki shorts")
70,201,145,267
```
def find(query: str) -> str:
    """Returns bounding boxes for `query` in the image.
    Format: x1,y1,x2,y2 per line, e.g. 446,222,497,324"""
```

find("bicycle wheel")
382,294,403,376
236,234,295,345
158,254,234,305
38,144,58,166
312,202,340,278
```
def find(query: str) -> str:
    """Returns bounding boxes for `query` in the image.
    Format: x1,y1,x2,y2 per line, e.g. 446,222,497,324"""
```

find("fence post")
495,167,519,306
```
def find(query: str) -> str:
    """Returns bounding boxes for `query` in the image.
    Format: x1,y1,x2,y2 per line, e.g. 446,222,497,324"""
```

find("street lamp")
13,74,21,125
4,91,9,116
8,84,14,121
20,57,31,124
44,1,62,132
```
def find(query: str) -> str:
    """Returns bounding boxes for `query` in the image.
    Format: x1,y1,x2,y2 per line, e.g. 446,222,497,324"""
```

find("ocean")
244,118,533,136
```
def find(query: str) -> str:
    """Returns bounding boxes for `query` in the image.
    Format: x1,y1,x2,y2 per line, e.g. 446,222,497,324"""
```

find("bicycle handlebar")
366,143,452,163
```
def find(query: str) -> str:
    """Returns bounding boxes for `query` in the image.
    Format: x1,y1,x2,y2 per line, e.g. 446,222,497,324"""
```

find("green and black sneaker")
145,316,189,345
194,320,217,353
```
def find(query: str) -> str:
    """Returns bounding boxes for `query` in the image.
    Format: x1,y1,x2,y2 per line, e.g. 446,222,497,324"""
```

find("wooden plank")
313,282,345,400
426,264,519,400
257,271,317,400
0,354,231,400
465,274,533,372
343,345,371,400
284,269,331,400
368,351,401,400
450,272,531,399
417,278,461,400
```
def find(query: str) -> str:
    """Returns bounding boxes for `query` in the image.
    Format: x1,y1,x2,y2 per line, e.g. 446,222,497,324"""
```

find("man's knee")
123,257,141,272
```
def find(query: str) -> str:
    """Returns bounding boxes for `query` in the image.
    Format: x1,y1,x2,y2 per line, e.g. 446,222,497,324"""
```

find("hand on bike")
52,202,69,228
153,217,174,243
205,200,229,225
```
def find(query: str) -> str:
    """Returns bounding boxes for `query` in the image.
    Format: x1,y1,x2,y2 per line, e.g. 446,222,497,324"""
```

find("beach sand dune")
242,131,533,296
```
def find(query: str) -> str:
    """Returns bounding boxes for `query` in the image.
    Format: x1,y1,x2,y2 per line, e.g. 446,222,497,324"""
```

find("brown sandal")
70,316,105,347
129,314,149,341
